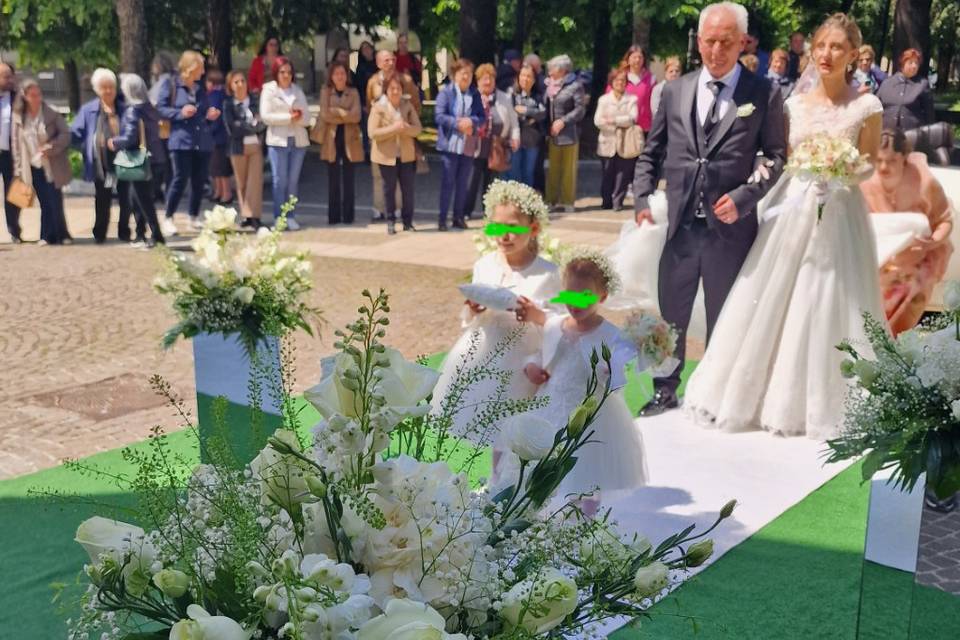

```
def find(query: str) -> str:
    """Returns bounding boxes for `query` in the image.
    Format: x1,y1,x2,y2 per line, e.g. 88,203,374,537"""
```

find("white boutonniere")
736,103,756,118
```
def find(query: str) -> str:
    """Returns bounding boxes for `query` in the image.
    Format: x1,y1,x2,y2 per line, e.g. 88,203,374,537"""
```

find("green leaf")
860,449,887,482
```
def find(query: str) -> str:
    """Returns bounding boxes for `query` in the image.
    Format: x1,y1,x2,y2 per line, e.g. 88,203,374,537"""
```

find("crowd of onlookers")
0,27,951,245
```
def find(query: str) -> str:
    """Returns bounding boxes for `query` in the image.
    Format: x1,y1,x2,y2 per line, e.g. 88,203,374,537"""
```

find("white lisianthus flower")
498,414,556,461
205,205,238,232
306,353,363,419
852,359,880,388
633,561,669,598
249,430,312,513
170,604,251,640
233,286,255,305
501,568,578,634
357,599,467,640
153,568,190,598
942,280,960,313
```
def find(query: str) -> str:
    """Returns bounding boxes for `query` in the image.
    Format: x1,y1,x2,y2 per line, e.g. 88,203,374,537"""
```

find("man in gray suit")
634,1,787,416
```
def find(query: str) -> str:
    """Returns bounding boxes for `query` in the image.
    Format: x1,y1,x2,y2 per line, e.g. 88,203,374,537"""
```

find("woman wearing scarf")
544,54,586,213
12,79,72,244
71,68,134,243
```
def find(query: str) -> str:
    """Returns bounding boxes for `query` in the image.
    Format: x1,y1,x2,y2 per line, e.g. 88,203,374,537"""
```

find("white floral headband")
560,246,622,296
482,180,550,227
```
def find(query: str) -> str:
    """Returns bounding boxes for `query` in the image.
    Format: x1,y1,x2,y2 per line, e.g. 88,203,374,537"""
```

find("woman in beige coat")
316,62,363,225
595,68,642,211
368,76,422,234
12,79,72,244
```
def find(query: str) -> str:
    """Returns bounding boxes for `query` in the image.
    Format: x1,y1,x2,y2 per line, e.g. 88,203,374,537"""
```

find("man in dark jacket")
496,49,522,92
0,62,20,242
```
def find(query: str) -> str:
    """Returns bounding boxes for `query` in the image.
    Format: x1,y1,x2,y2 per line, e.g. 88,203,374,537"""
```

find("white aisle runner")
592,410,853,636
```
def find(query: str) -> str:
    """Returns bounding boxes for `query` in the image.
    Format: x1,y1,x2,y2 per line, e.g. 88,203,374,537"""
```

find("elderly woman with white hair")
71,67,134,243
544,54,586,212
107,73,167,247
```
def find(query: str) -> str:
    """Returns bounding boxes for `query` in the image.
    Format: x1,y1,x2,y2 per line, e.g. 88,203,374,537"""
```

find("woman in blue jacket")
156,50,220,234
109,73,166,247
434,58,484,231
70,68,132,243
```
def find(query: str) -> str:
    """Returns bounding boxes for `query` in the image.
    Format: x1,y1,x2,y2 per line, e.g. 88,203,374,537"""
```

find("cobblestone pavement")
1,162,680,479
916,500,960,596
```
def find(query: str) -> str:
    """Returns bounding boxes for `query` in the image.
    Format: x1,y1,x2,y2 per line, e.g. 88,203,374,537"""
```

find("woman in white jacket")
259,56,310,229
595,68,642,211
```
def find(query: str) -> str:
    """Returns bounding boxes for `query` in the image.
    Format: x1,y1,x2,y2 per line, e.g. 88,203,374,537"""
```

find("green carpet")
2,359,958,638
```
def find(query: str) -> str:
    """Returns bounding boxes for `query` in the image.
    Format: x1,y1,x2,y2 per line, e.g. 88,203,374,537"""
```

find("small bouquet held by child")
786,133,873,222
622,309,680,378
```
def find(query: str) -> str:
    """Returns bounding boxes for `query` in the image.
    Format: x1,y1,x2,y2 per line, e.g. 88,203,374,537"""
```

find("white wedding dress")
683,92,886,439
431,252,561,444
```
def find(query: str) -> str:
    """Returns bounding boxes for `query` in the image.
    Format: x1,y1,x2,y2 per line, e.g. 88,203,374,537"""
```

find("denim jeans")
438,152,474,224
267,139,306,220
506,146,538,187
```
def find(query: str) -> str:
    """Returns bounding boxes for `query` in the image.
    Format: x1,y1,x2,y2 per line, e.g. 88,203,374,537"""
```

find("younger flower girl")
522,248,648,514
431,181,561,447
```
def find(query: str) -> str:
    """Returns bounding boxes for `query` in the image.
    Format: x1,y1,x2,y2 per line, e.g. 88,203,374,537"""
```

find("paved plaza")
0,158,657,479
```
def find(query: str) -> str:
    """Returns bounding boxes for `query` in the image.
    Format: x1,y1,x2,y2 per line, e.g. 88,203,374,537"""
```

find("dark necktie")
704,80,725,138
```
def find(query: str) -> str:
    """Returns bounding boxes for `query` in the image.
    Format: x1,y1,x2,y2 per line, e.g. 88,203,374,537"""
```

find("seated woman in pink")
862,129,953,335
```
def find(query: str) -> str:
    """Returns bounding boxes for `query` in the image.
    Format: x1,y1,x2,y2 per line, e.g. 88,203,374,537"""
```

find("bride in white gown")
683,13,886,439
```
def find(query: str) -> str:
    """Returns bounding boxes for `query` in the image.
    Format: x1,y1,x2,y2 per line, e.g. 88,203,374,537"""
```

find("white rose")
249,430,312,513
501,568,578,635
498,414,556,461
205,206,238,232
852,359,880,388
357,599,466,640
633,561,669,598
153,568,190,598
943,280,960,313
170,605,251,640
233,286,255,305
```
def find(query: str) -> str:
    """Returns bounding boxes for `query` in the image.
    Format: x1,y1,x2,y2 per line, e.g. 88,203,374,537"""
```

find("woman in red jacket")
247,36,282,95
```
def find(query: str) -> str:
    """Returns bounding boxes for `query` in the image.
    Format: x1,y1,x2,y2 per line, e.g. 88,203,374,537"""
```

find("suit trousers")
166,150,210,220
95,178,133,242
438,152,474,224
546,141,578,206
230,144,264,220
655,217,753,395
600,155,636,209
327,129,355,224
0,150,21,239
370,157,400,215
379,161,415,226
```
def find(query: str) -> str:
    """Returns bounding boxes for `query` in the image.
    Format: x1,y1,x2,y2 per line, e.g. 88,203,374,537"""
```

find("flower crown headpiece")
482,180,550,227
560,246,622,296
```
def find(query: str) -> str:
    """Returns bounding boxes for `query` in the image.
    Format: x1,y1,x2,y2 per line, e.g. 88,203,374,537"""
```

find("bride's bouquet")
153,201,320,351
827,281,960,499
65,290,734,640
623,310,680,377
786,134,872,222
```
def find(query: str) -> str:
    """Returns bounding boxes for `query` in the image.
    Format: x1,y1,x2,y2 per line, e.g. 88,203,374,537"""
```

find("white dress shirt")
0,92,12,151
696,63,741,127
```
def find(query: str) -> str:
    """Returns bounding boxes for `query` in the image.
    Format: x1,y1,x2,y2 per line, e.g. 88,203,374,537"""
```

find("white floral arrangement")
153,202,319,351
559,245,623,296
827,281,960,499
67,290,734,640
786,134,873,222
622,310,681,377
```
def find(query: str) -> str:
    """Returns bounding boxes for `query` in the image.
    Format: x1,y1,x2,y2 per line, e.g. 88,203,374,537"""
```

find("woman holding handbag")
315,61,362,225
464,63,519,217
595,68,642,211
223,71,266,229
109,73,166,247
368,75,422,235
11,79,72,244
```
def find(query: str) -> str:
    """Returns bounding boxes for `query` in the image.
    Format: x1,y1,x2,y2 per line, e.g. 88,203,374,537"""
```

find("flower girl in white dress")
521,249,648,513
431,181,561,446
684,14,886,439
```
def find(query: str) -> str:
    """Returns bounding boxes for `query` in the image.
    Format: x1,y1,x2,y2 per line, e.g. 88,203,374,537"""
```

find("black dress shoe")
452,218,469,230
638,390,679,417
402,223,416,231
438,222,449,232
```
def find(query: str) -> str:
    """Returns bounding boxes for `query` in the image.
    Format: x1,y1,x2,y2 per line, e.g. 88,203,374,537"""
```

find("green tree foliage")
0,0,118,68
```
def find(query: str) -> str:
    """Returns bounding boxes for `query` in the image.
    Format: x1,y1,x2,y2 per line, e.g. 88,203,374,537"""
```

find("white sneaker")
190,217,205,231
128,240,146,249
161,217,178,236
286,218,301,231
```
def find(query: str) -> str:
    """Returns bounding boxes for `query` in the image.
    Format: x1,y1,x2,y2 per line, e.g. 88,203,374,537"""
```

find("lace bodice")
785,92,882,148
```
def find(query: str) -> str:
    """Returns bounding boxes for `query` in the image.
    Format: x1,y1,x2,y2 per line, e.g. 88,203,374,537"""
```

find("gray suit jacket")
633,66,787,244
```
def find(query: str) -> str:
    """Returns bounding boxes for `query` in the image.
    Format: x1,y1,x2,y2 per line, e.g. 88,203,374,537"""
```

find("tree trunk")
512,0,526,51
115,0,150,80
208,0,233,73
459,0,497,65
876,0,893,67
893,0,932,74
592,0,611,102
64,59,81,113
632,2,650,49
